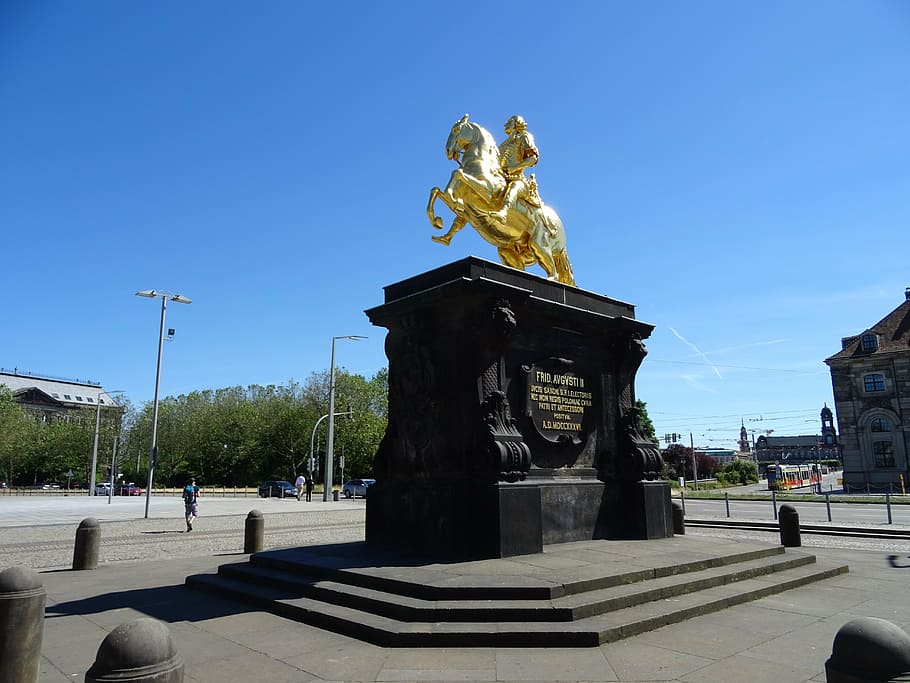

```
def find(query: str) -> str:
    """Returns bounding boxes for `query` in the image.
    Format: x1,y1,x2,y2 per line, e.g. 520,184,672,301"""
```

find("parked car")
94,483,112,495
0,481,7,489
257,480,297,498
342,478,376,498
30,483,60,490
115,483,143,496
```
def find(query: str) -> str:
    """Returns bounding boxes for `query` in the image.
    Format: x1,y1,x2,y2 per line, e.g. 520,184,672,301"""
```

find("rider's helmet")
504,115,527,133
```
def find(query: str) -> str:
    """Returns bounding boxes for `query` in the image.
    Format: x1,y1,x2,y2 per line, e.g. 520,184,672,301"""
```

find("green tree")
635,400,657,444
717,459,759,486
0,387,34,483
118,368,389,487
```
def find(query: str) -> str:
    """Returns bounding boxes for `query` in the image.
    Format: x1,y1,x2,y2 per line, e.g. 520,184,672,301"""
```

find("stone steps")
186,539,848,647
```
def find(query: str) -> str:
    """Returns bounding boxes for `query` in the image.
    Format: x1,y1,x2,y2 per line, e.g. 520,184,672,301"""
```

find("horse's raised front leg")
432,215,466,245
427,187,446,229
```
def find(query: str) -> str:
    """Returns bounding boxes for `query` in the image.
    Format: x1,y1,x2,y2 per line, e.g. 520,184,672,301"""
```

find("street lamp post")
323,335,366,501
309,409,353,479
136,289,192,518
90,397,102,495
89,389,124,495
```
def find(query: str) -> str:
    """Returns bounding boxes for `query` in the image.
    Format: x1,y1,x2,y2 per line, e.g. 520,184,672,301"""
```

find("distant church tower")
739,420,751,452
821,404,837,446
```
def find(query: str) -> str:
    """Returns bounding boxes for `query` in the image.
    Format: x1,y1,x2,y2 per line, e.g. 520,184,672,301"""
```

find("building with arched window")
825,289,910,492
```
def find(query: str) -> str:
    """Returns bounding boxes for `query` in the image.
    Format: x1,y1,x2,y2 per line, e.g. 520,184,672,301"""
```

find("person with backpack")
183,477,199,532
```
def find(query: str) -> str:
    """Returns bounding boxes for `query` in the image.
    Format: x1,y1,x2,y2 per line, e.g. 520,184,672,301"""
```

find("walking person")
183,477,199,532
295,473,306,501
305,475,314,502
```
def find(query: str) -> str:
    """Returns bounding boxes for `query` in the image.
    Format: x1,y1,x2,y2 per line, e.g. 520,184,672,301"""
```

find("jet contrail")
668,327,723,379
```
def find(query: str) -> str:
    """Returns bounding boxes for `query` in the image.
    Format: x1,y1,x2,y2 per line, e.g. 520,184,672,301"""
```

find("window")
861,333,879,351
52,393,59,398
864,373,886,392
873,441,895,468
75,396,83,401
64,394,71,400
871,418,892,433
86,397,94,403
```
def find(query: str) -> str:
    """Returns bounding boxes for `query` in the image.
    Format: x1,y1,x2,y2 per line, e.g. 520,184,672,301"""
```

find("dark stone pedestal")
365,257,670,558
621,480,674,540
366,480,542,558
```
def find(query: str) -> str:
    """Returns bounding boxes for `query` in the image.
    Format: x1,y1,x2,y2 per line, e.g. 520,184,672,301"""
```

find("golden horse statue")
427,115,576,286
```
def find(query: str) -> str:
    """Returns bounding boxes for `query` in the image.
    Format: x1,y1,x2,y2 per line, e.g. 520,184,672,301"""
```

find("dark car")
342,478,375,498
258,480,297,498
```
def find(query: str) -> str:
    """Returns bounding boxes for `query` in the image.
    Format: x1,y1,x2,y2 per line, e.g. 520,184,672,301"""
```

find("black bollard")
825,617,910,682
671,500,685,535
85,617,183,683
73,517,101,570
0,565,46,683
778,504,801,547
244,510,264,554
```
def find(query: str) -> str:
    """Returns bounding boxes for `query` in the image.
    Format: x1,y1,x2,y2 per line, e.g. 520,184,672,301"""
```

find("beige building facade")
825,289,910,492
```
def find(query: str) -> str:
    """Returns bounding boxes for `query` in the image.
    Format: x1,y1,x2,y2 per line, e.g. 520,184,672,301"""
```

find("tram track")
685,517,910,540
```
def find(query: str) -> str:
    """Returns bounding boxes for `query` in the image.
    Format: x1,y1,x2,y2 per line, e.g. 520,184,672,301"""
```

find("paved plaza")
2,496,909,682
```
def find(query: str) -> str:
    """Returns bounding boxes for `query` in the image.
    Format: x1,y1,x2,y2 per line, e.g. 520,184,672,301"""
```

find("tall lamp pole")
89,389,124,495
309,409,353,477
323,335,366,501
136,290,192,518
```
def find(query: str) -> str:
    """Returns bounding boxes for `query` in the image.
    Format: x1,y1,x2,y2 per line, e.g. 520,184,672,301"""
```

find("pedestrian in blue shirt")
183,477,199,532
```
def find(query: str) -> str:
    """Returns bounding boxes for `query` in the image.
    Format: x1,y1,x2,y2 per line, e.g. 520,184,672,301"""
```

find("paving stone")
182,651,319,682
281,644,388,681
738,619,840,671
634,621,774,659
599,640,714,681
678,653,820,683
496,648,616,681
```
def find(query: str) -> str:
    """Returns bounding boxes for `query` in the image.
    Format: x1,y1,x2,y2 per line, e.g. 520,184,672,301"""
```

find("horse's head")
445,114,473,162
445,113,500,173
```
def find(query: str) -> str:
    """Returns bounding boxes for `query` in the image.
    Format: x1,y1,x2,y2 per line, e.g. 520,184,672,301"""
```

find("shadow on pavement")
44,583,258,624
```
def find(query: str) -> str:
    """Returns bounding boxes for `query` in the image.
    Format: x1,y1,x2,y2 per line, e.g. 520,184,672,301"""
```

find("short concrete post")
73,517,100,570
244,510,264,554
85,617,184,682
0,565,46,683
671,501,684,535
825,617,910,682
778,504,801,547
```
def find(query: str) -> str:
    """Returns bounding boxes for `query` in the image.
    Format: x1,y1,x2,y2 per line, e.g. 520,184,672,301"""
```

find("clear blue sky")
2,2,908,450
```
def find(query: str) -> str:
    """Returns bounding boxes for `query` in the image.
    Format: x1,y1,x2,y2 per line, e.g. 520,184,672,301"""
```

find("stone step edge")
214,551,818,623
248,543,785,600
186,560,847,647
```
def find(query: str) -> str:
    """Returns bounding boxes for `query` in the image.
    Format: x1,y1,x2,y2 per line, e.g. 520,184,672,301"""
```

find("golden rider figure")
490,115,540,222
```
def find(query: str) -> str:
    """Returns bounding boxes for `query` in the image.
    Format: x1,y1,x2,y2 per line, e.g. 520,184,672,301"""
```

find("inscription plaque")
524,360,593,445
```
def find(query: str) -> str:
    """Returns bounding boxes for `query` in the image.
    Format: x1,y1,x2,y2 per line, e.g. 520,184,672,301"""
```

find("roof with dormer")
0,371,121,409
826,289,910,363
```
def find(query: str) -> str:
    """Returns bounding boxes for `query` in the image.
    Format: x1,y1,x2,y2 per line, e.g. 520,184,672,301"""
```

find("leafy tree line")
3,381,666,490
661,442,758,485
0,367,387,488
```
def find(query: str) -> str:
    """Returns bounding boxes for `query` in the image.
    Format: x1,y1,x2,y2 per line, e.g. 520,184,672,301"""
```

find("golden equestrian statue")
427,114,576,286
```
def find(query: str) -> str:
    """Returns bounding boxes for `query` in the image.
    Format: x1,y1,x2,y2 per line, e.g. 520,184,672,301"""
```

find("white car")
94,483,112,495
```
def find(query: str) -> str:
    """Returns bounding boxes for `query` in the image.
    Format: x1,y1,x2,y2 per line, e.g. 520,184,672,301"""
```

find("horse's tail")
553,249,576,287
